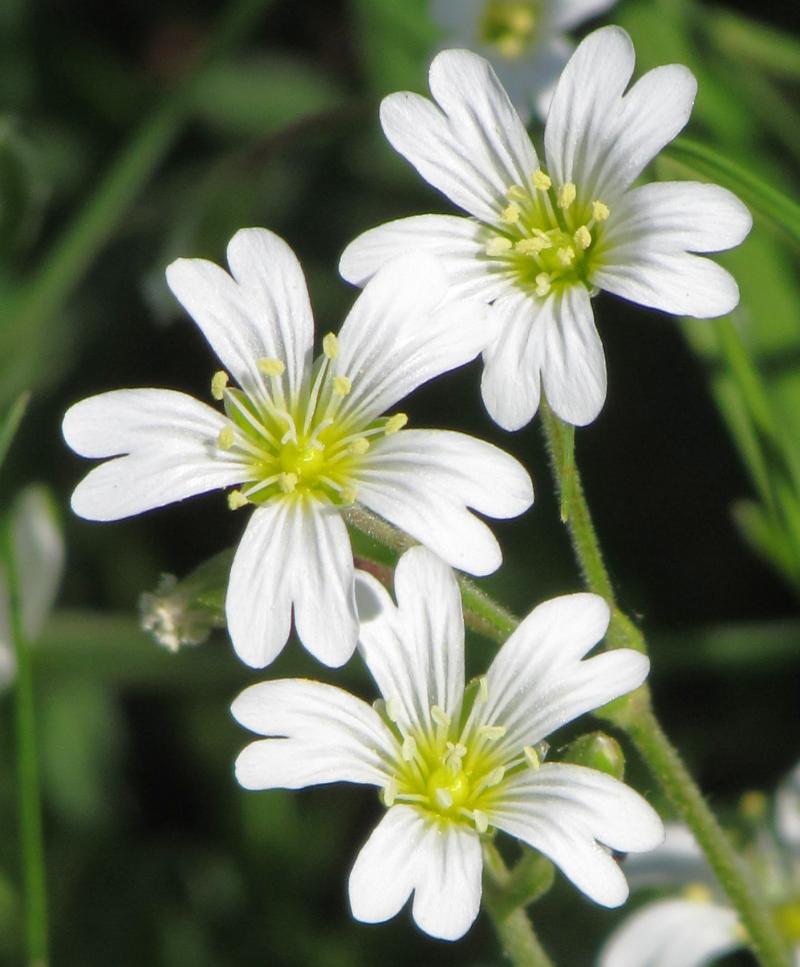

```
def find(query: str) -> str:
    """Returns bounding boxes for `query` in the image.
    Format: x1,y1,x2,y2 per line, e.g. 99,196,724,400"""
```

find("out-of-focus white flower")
341,27,752,430
600,766,800,967
430,0,618,119
233,546,662,941
64,228,533,670
0,486,65,688
139,574,221,653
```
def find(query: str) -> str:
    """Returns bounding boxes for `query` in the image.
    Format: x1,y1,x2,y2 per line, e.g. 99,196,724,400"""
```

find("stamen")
339,486,358,505
557,182,577,209
485,766,505,787
227,489,249,510
349,437,370,455
402,736,417,761
257,357,285,377
382,778,398,807
386,698,400,722
279,472,298,494
524,745,541,770
478,676,489,703
333,375,352,397
431,705,451,729
384,413,408,435
531,169,551,191
217,425,235,450
516,237,549,256
683,883,713,905
500,203,521,224
486,236,513,256
506,184,527,201
473,809,489,834
535,273,552,297
591,200,610,222
323,332,339,360
211,370,229,401
478,724,507,740
573,225,592,250
435,788,454,810
557,246,575,266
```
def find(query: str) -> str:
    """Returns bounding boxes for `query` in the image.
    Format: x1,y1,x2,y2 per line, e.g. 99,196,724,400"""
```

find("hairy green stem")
539,397,791,967
483,843,556,967
1,0,274,406
3,523,49,966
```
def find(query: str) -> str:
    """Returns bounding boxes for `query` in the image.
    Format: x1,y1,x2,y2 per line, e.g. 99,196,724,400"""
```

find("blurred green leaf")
350,0,435,93
706,9,800,81
0,390,29,475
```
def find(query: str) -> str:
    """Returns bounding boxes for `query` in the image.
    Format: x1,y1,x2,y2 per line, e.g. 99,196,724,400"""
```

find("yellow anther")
507,184,527,201
516,237,548,256
683,883,713,905
479,724,507,740
227,489,249,511
431,705,451,729
217,425,235,450
349,437,370,456
592,200,610,222
500,203,521,224
385,413,408,435
382,778,398,807
333,375,352,397
524,745,541,770
339,486,358,505
323,332,339,360
386,698,400,722
478,676,489,703
557,182,577,209
497,36,525,59
257,357,285,377
446,753,463,775
509,8,534,32
279,472,298,494
557,246,576,266
531,169,552,191
739,790,767,821
574,225,592,250
473,809,489,834
535,272,552,297
402,735,418,762
486,766,506,787
435,788,454,810
211,370,229,401
486,236,513,256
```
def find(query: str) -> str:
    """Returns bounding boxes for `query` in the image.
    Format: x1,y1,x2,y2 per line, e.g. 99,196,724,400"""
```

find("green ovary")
279,440,326,482
479,0,540,59
427,765,471,815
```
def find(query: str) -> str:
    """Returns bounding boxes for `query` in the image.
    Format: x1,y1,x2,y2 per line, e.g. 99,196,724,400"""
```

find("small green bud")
561,731,625,780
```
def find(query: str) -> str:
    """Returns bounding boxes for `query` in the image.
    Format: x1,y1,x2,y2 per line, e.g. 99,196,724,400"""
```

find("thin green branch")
482,843,556,967
3,522,49,966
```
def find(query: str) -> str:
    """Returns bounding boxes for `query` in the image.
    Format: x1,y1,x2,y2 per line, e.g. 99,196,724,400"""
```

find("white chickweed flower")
340,27,752,430
63,229,533,669
431,0,618,120
601,766,800,967
232,546,663,941
139,574,220,653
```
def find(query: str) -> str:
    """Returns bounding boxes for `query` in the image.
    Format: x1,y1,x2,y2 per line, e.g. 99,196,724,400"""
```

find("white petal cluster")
233,546,663,940
63,228,533,669
431,0,618,120
600,768,800,967
341,26,752,429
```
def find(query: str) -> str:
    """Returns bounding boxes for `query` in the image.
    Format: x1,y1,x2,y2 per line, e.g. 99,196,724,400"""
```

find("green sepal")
560,731,626,780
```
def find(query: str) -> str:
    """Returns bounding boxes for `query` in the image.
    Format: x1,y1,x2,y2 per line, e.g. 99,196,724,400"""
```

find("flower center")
483,168,611,299
479,0,540,59
209,334,408,510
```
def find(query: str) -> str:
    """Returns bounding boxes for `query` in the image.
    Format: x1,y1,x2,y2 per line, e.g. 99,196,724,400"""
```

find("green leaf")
0,390,29,474
706,9,800,81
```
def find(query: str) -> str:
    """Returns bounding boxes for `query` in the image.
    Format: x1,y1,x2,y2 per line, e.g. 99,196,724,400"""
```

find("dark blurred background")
1,0,799,963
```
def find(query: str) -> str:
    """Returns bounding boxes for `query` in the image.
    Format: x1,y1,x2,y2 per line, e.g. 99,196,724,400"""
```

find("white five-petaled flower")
431,0,617,120
232,546,663,941
63,228,534,669
600,765,800,967
340,26,753,430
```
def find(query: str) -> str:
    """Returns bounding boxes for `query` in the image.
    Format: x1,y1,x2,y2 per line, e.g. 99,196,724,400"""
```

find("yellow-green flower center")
484,169,611,299
479,0,540,59
210,335,408,510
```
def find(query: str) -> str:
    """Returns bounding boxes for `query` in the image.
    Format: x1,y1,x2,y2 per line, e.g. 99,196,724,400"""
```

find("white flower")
232,545,663,941
0,486,65,688
340,27,752,430
600,767,800,967
430,0,617,120
63,228,533,669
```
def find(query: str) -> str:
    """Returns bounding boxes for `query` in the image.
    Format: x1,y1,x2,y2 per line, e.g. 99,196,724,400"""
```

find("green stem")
3,522,48,966
538,398,791,967
1,0,274,405
482,843,556,967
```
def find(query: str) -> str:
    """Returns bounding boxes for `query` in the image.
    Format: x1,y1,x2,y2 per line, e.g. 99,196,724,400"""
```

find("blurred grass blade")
706,9,800,81
662,137,800,248
0,391,30,473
